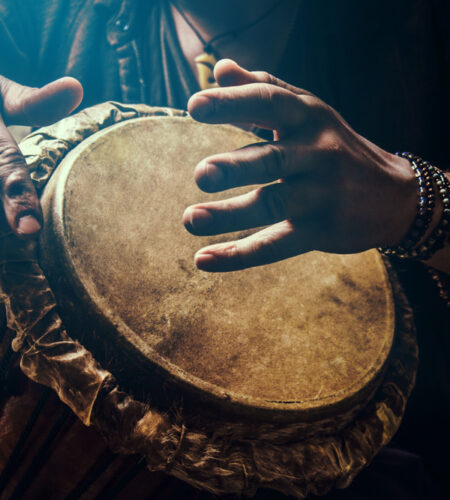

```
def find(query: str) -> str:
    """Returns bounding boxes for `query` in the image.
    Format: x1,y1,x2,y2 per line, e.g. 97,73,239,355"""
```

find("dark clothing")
1,0,449,164
0,1,449,498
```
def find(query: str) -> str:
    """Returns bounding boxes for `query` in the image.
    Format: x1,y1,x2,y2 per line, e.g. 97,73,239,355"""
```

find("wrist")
379,154,450,263
381,153,422,248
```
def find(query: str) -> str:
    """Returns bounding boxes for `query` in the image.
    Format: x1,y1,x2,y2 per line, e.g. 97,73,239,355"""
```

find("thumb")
213,59,256,87
0,76,83,126
214,59,314,97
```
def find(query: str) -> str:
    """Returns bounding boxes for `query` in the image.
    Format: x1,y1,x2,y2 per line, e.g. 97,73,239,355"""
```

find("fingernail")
188,208,214,231
17,214,41,235
197,162,225,191
194,252,217,270
189,95,212,121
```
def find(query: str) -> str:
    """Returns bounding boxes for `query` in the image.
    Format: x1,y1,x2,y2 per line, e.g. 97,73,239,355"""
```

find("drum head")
39,116,395,419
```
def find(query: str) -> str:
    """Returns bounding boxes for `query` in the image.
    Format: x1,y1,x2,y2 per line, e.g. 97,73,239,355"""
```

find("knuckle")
256,83,277,104
251,231,279,265
258,71,276,86
0,145,27,182
259,84,294,115
0,75,10,102
318,131,343,158
265,143,286,178
224,241,247,270
0,146,33,198
222,151,241,180
0,145,25,167
303,95,326,117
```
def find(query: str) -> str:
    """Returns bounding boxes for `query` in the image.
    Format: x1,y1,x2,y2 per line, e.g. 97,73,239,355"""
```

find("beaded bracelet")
428,268,450,309
379,153,450,261
380,153,435,258
411,167,450,260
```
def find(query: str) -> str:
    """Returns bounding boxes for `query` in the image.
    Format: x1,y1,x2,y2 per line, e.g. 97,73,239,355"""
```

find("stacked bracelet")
380,153,450,260
428,268,450,309
380,153,436,258
411,167,450,260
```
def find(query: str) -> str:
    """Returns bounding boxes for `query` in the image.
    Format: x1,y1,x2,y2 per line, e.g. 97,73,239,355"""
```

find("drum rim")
39,115,396,419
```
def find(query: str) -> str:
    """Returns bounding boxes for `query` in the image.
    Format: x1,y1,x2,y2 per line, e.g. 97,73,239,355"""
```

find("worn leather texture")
0,103,418,497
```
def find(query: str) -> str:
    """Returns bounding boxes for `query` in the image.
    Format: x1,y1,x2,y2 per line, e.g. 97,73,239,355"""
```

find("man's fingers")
0,165,42,238
183,179,323,236
0,75,81,236
214,59,315,97
194,140,316,192
0,76,83,126
193,220,310,272
188,83,309,131
0,123,42,237
184,184,291,236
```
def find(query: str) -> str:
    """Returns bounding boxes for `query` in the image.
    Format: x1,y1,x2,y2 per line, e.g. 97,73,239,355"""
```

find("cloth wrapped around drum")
0,102,418,498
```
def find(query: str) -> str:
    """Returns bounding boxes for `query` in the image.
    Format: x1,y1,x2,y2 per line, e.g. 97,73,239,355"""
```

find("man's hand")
0,76,83,237
184,59,417,272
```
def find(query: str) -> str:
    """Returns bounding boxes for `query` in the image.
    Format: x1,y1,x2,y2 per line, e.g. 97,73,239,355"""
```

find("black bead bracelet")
411,166,450,260
380,153,435,258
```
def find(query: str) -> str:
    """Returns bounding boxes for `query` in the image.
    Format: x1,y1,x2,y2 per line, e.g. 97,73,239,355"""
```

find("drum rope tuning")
0,102,419,498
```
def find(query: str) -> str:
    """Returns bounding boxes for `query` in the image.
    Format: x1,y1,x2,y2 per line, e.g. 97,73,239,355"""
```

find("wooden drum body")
0,102,418,499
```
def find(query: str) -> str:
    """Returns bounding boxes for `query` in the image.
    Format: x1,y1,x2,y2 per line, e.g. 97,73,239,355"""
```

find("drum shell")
0,330,209,500
0,102,418,499
38,193,389,427
37,114,396,427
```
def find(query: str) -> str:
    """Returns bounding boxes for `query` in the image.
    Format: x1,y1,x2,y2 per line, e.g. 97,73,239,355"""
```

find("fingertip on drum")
194,160,225,192
182,206,214,235
188,94,213,122
194,251,218,271
194,250,241,273
194,241,243,272
16,213,42,237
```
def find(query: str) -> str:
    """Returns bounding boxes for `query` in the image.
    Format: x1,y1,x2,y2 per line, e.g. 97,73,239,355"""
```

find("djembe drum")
0,102,418,499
